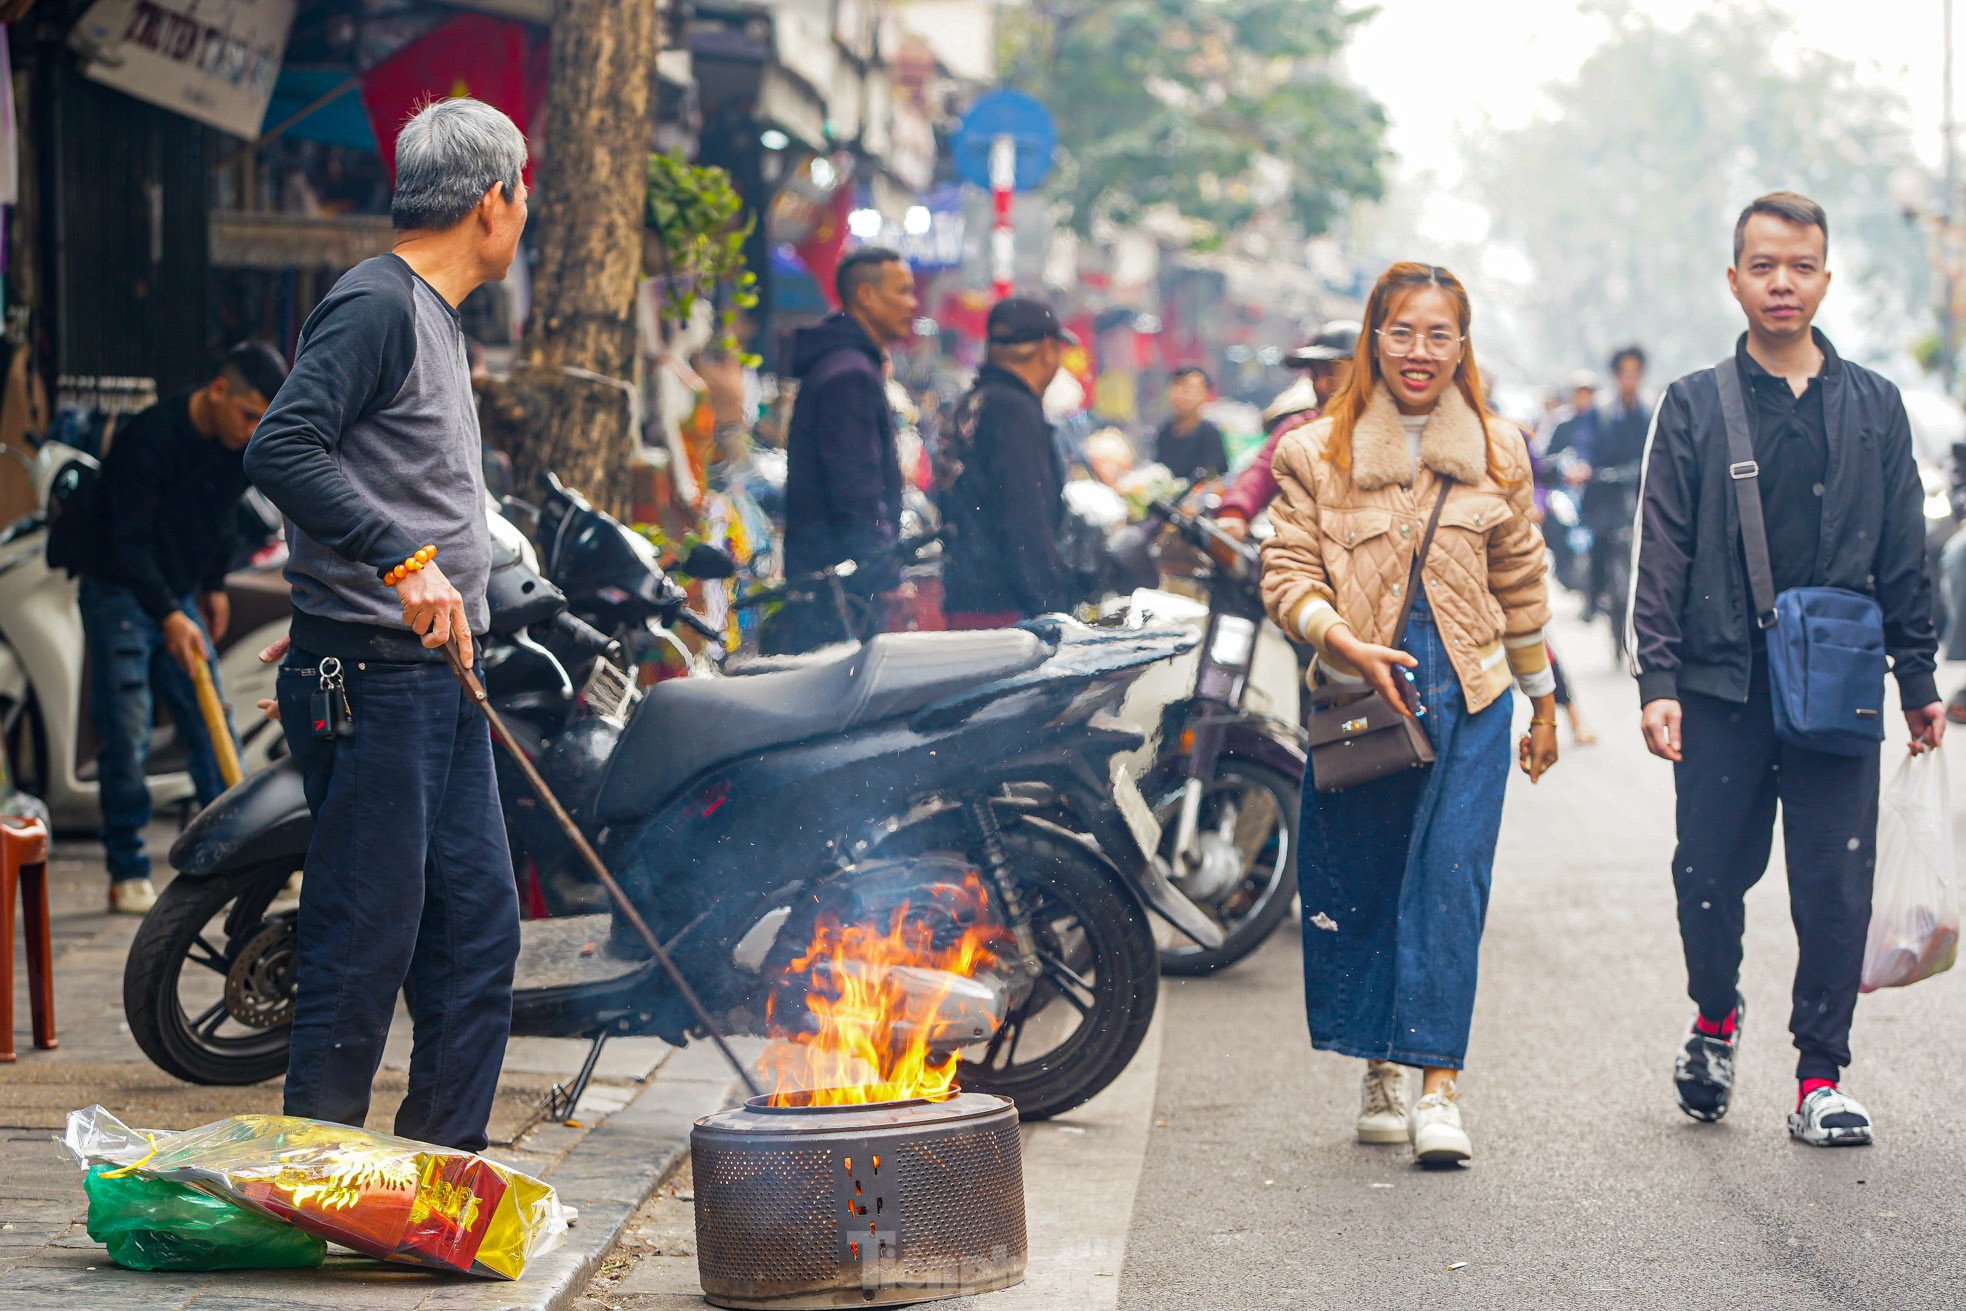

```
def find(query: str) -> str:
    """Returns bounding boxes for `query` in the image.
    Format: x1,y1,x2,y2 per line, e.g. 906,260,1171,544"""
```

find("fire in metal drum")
691,1090,1026,1309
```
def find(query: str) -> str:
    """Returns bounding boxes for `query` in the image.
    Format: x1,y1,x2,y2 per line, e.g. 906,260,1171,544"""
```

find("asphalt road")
581,613,1966,1310
1116,618,1966,1310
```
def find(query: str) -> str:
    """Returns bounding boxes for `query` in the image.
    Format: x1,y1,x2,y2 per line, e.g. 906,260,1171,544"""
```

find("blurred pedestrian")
1576,347,1650,628
937,297,1078,627
1262,262,1556,1167
245,97,529,1152
1214,321,1360,540
57,342,287,913
1151,366,1228,479
778,247,918,649
1630,191,1942,1147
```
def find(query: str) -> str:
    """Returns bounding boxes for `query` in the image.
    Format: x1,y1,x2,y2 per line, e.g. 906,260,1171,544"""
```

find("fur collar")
1349,382,1488,491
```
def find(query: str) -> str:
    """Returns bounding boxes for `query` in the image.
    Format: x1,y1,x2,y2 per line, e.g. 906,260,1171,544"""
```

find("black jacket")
70,394,244,620
1630,332,1938,709
783,313,901,590
938,364,1072,617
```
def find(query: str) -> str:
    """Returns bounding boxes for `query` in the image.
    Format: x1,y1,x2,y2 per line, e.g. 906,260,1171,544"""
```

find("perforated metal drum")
691,1090,1026,1309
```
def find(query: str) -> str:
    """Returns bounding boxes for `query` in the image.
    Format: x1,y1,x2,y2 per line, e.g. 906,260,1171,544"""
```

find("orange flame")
761,874,1006,1107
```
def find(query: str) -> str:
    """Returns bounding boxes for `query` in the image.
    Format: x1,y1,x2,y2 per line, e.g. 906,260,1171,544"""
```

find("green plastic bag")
84,1164,327,1272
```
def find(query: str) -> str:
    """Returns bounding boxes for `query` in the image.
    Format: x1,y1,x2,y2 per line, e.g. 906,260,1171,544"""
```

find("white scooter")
0,440,286,831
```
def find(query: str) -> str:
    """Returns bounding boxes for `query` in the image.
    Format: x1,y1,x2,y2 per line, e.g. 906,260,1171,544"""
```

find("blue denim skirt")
1296,613,1512,1069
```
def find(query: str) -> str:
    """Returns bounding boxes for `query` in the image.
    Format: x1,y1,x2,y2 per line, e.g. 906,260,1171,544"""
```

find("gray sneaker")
1674,995,1743,1122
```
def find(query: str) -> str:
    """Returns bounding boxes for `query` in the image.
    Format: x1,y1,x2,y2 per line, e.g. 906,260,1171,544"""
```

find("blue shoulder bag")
1715,357,1887,757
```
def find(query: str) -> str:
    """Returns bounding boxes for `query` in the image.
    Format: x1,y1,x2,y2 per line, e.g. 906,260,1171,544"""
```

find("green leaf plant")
645,151,762,366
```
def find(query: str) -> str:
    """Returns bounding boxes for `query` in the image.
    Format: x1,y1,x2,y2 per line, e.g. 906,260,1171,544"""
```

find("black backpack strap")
1714,357,1777,629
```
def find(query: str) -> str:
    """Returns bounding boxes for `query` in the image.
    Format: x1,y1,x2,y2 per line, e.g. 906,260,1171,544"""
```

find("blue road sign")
953,90,1058,192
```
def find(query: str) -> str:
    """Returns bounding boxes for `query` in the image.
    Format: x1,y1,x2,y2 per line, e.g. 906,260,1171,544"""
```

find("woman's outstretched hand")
1325,624,1419,717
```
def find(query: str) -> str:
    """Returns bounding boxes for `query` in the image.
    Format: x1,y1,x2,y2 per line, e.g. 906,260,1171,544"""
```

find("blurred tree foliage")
1467,0,1932,382
1000,0,1388,241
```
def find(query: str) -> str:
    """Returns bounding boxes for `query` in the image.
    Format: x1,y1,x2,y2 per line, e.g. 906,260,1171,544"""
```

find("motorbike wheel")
123,862,297,1085
882,811,1158,1122
1148,757,1299,976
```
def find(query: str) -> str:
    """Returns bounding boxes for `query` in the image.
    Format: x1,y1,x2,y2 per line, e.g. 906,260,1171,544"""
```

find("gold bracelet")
1528,718,1557,728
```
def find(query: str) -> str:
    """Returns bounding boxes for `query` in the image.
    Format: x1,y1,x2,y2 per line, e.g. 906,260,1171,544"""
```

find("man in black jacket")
68,342,288,913
938,297,1076,627
778,247,917,650
1630,191,1943,1148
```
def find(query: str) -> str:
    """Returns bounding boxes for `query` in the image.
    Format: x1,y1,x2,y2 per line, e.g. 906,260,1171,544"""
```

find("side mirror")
679,542,738,579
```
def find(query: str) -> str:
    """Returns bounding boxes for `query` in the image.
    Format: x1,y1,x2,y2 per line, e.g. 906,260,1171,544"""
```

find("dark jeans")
276,649,520,1151
1672,663,1880,1082
1296,614,1512,1069
78,579,230,883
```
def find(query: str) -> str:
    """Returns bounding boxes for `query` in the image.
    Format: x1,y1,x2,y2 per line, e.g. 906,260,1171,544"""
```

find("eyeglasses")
1376,327,1465,359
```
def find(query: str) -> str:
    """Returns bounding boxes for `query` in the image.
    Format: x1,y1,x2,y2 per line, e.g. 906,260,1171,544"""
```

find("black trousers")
1671,664,1879,1082
276,651,521,1151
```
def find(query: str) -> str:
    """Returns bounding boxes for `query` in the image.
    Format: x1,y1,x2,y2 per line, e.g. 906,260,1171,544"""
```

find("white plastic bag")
1860,751,1961,992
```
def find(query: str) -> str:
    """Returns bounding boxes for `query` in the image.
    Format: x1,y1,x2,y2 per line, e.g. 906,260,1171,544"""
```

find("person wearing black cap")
1214,320,1359,539
935,297,1078,627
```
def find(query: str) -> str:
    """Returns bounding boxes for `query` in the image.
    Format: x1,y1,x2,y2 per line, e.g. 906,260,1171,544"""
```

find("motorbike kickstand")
545,1033,610,1124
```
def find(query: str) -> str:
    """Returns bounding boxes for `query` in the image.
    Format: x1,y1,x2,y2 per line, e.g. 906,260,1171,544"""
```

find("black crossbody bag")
1301,483,1451,792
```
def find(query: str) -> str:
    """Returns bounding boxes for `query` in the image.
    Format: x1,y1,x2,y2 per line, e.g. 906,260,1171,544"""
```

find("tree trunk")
481,0,657,519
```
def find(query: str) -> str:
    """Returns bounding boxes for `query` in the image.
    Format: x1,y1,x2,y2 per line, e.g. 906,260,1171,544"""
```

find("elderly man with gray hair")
245,98,529,1151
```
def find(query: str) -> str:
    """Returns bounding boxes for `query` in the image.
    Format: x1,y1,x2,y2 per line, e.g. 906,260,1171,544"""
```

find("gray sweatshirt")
244,254,489,661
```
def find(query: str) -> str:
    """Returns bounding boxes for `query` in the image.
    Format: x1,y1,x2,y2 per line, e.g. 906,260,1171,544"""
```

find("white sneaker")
108,877,158,915
1356,1061,1409,1143
1788,1085,1874,1148
1410,1079,1472,1165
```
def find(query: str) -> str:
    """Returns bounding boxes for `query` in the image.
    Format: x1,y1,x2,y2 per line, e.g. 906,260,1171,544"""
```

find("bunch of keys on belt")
310,657,354,740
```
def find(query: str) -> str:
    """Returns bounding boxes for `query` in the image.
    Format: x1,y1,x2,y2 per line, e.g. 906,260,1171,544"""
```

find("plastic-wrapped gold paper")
62,1106,566,1280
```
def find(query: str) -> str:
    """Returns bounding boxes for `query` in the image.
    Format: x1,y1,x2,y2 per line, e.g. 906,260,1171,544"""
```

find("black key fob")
310,689,338,740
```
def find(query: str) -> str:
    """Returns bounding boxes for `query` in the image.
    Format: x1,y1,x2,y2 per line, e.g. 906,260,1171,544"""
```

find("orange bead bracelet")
383,544,437,587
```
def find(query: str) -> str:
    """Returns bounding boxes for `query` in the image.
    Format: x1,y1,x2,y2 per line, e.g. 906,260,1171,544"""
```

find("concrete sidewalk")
2,822,747,1309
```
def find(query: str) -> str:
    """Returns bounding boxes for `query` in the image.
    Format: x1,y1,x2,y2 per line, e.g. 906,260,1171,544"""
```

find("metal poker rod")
440,638,762,1100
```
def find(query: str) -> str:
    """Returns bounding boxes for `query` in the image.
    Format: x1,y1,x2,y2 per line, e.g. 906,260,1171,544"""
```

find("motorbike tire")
881,810,1158,1122
124,863,297,1086
1149,757,1300,977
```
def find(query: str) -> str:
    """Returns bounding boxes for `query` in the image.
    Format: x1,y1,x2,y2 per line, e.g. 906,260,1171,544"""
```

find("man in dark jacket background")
1573,346,1650,621
779,247,917,648
937,296,1076,627
65,342,288,913
1630,191,1943,1149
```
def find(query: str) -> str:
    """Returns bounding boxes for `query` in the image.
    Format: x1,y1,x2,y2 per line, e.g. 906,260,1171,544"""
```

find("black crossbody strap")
1392,481,1452,644
1714,357,1777,628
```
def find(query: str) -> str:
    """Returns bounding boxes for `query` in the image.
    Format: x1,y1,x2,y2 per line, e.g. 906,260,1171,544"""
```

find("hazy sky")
1348,0,1952,189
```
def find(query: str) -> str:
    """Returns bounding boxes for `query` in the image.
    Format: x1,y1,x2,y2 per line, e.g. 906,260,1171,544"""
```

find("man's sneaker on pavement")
1674,996,1743,1122
1789,1085,1874,1147
108,877,157,915
1357,1060,1409,1144
1409,1079,1472,1166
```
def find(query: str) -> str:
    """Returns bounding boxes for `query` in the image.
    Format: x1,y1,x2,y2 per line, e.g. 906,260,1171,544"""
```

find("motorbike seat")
596,629,1048,822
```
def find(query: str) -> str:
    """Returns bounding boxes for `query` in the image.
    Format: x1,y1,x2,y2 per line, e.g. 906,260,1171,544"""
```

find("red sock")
1799,1078,1836,1108
1693,1009,1737,1038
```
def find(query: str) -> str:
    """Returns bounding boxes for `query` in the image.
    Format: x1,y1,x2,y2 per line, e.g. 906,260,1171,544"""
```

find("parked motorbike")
124,487,1216,1122
1106,497,1306,975
0,440,287,830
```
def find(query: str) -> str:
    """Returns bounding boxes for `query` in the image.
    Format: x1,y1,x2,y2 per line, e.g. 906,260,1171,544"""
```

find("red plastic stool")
1,814,57,1060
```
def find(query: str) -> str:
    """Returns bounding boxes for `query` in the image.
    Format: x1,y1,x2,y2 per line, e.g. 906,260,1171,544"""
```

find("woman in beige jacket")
1261,262,1558,1166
